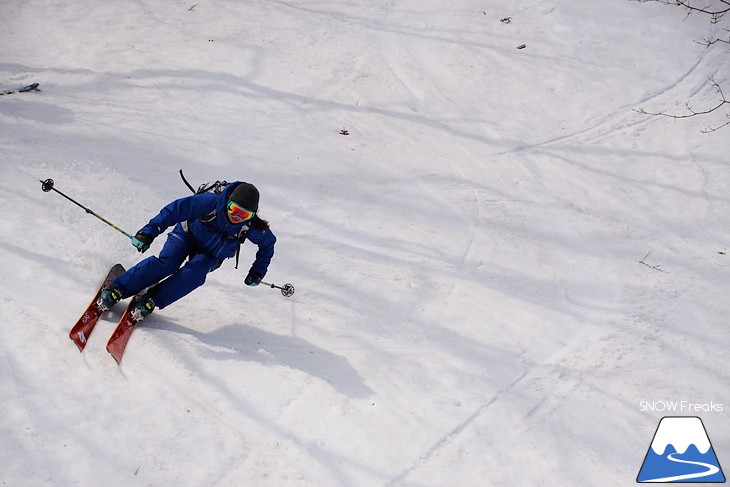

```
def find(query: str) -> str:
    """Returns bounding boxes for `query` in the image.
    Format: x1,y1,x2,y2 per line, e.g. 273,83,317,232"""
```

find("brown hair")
251,215,269,231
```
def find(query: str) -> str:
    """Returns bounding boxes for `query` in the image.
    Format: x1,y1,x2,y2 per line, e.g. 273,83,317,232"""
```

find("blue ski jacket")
137,182,276,277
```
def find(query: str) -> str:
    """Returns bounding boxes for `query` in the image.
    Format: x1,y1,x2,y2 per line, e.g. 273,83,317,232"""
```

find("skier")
97,181,275,320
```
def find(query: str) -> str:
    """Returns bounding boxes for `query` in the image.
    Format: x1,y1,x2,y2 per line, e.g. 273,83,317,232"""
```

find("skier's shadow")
148,318,374,399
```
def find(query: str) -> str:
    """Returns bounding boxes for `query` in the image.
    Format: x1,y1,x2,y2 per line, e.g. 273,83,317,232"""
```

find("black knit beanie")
229,182,260,212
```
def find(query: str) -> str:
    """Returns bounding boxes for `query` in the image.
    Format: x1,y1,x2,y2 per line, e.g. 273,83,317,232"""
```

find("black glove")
244,270,262,286
131,231,154,253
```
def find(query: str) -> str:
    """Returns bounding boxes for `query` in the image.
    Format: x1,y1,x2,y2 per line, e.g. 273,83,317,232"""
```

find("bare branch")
675,0,730,21
631,0,730,130
634,78,730,131
700,113,730,132
695,27,730,46
632,1,730,45
631,0,730,20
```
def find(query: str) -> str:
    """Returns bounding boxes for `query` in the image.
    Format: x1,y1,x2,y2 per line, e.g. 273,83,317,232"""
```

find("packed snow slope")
1,1,729,486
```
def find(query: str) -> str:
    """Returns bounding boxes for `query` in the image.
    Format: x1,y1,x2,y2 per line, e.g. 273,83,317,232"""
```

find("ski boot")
131,295,156,322
97,286,122,312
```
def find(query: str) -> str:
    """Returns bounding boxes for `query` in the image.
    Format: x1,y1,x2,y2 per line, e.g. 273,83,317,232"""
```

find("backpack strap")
179,171,248,268
179,169,196,193
234,230,248,269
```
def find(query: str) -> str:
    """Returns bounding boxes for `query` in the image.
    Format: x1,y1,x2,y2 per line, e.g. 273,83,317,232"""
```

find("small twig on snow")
639,251,666,272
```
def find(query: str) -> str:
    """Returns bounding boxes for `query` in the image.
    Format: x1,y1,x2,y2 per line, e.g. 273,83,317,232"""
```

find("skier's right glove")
131,232,154,253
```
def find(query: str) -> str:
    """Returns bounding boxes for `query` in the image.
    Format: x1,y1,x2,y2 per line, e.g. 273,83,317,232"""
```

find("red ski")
106,295,145,364
69,264,125,352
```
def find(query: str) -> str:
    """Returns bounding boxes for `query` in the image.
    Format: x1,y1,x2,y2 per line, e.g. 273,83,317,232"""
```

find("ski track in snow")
387,369,530,486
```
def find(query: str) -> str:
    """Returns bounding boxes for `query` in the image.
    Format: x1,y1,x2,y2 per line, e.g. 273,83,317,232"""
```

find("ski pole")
40,178,134,239
260,280,295,298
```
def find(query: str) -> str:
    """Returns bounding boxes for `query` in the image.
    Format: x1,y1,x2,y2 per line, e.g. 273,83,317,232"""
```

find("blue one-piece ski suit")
112,182,276,309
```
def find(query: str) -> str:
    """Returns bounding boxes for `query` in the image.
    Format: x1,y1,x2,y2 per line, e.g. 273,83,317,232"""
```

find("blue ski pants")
113,226,222,309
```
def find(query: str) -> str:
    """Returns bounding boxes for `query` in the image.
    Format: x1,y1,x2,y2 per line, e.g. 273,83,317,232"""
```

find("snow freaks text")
639,401,724,413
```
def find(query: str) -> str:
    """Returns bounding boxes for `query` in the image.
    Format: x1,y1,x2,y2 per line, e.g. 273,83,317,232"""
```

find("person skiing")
97,181,275,320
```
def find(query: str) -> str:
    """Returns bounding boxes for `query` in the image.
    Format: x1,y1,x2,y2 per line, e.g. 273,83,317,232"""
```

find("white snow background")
1,1,729,486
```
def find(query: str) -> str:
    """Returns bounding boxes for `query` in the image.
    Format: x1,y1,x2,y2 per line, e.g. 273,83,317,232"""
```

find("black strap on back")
178,169,249,269
179,169,196,193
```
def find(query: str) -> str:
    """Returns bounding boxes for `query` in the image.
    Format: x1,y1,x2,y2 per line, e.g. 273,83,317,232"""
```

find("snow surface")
1,1,729,486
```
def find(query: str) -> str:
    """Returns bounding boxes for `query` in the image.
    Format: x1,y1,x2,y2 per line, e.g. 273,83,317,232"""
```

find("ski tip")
70,334,87,353
107,337,128,365
109,351,123,365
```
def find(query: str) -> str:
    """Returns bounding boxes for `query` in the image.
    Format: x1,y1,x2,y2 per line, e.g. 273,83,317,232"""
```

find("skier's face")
227,201,256,224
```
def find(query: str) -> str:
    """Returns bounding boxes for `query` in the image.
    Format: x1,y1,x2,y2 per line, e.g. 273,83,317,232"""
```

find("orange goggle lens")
227,201,255,222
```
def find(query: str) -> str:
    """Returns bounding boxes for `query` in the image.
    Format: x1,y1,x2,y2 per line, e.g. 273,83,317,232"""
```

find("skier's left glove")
131,232,154,253
244,270,262,286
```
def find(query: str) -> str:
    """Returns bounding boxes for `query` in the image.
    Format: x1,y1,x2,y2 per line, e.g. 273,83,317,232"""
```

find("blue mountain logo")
637,416,725,483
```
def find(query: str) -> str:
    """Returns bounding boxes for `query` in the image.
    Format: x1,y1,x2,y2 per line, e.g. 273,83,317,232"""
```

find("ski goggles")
227,201,256,222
